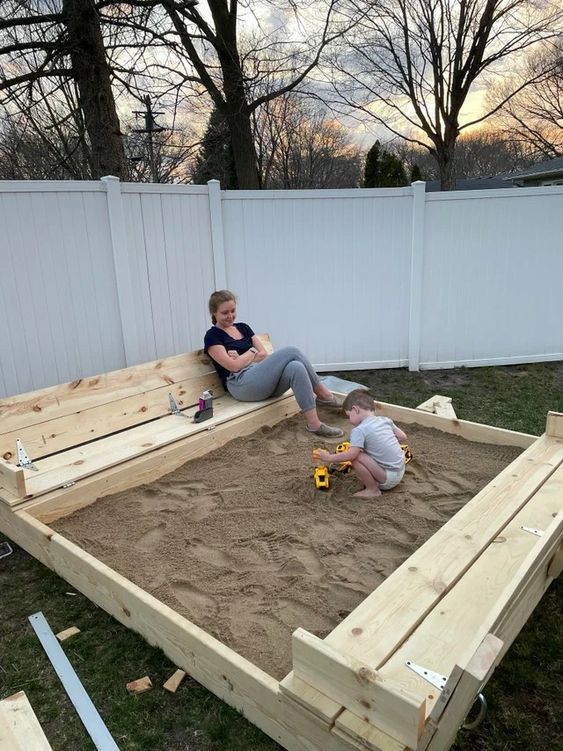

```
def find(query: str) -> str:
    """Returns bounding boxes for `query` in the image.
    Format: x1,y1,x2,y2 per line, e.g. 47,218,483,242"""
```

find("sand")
53,408,522,679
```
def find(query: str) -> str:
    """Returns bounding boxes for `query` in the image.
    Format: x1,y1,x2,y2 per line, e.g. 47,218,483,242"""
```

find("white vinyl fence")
0,178,562,398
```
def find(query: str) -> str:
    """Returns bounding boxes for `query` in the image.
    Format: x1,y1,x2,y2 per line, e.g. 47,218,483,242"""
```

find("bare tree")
393,128,533,181
0,76,93,179
254,94,362,188
99,0,352,188
330,0,562,189
0,0,127,178
488,42,563,158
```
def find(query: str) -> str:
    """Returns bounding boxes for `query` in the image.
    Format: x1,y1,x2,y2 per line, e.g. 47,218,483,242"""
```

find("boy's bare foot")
353,488,382,498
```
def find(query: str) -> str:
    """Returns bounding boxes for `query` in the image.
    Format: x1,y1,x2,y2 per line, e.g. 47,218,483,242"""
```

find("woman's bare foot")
353,487,382,498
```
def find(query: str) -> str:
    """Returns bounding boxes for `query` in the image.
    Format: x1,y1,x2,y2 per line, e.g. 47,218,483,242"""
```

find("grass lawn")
1,362,561,751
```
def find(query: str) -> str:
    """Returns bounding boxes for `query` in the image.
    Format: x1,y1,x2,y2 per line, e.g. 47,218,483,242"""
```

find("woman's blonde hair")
208,290,237,324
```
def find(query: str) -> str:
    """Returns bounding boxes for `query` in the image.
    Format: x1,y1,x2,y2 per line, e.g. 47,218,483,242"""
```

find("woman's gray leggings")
226,346,320,412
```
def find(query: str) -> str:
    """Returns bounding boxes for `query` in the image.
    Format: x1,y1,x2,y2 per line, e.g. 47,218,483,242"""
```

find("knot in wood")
357,666,377,684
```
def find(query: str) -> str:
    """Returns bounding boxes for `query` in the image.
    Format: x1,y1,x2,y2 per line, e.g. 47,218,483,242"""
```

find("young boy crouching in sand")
316,390,407,498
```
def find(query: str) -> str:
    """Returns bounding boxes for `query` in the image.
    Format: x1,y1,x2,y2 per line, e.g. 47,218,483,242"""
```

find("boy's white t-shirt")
349,415,404,470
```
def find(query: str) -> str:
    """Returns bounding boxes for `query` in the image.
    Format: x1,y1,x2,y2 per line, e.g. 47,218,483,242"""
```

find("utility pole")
133,95,167,183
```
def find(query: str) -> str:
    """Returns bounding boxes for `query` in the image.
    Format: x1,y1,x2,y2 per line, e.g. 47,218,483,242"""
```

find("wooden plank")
16,396,300,523
373,466,563,718
18,392,293,502
126,676,153,694
0,372,222,462
375,400,534,448
333,713,407,751
292,628,425,749
0,336,274,464
0,691,53,751
0,506,359,751
546,410,563,439
433,402,456,420
325,434,563,670
415,395,456,419
0,335,273,440
0,349,216,434
163,669,186,693
56,626,81,642
279,672,343,724
0,460,26,499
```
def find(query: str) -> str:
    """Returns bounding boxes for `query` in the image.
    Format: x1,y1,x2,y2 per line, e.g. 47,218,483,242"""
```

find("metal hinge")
16,439,38,471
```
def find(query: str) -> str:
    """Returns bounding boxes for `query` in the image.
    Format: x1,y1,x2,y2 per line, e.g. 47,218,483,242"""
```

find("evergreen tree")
363,140,381,187
192,108,238,188
410,164,423,182
363,140,407,187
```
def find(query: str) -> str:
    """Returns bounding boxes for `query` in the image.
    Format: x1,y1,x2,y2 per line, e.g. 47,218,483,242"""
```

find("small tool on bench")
193,389,214,423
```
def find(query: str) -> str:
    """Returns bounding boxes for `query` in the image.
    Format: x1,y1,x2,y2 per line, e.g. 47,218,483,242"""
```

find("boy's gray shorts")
380,464,406,491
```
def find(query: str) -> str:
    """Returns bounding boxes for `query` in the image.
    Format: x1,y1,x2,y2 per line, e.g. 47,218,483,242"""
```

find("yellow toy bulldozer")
313,442,412,490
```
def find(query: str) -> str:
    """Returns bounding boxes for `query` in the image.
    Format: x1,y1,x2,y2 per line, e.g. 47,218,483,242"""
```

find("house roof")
425,175,511,191
503,156,563,181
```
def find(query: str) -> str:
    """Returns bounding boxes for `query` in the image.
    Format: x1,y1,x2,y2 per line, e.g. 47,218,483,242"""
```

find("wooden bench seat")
279,412,563,750
0,335,297,507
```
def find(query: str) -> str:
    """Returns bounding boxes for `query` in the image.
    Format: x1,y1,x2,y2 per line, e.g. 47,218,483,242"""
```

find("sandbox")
52,414,522,681
1,339,561,751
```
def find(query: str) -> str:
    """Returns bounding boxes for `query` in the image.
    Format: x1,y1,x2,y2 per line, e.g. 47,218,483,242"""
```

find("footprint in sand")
187,539,234,568
171,580,219,614
136,522,166,551
277,598,335,632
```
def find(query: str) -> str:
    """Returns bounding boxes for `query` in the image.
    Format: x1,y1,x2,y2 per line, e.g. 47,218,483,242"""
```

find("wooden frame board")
1,351,561,751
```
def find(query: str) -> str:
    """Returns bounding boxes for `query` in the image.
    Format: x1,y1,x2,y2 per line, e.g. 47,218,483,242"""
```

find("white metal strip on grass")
28,612,119,751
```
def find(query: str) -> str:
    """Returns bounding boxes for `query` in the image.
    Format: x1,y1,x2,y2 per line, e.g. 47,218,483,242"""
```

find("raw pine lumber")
373,466,563,718
163,669,186,693
333,712,407,751
0,691,53,751
278,673,342,724
0,373,222,463
0,461,26,500
291,628,425,749
56,626,81,642
126,676,153,694
546,410,563,439
376,401,533,448
416,395,457,419
0,349,220,435
0,336,273,462
324,434,563,671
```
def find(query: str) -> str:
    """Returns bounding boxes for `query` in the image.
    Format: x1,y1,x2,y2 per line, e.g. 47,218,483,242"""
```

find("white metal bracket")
16,438,38,471
521,526,544,537
168,392,189,418
405,660,448,690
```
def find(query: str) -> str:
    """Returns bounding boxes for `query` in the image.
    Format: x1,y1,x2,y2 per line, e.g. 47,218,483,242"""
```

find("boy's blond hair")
342,389,376,413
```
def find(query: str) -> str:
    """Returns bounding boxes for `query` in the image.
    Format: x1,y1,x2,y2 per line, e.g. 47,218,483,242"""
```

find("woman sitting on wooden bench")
204,290,344,438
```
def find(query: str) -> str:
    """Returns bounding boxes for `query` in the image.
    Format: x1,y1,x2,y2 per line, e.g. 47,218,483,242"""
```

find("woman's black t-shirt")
204,322,255,388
